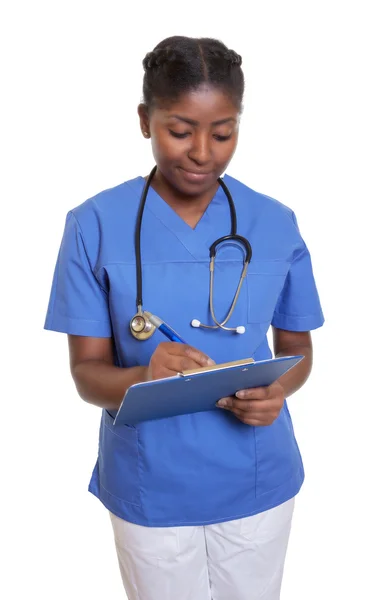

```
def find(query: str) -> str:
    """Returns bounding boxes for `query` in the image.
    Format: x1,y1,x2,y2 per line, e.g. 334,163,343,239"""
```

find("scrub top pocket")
99,411,141,507
247,261,289,324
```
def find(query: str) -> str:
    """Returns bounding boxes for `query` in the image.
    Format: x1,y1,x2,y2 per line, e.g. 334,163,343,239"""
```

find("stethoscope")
130,166,253,341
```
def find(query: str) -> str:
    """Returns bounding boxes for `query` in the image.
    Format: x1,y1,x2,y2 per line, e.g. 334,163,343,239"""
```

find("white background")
1,1,369,598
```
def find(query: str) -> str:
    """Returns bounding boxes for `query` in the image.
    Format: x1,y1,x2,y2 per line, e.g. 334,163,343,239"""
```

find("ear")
138,104,150,138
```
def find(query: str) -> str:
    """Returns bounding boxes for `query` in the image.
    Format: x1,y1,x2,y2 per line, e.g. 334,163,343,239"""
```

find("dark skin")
137,84,239,228
69,85,313,425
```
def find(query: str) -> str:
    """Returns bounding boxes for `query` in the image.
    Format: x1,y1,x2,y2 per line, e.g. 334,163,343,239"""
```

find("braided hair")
142,36,244,110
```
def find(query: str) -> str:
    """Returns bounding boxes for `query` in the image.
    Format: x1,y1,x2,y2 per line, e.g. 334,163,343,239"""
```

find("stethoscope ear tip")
191,319,201,328
236,326,246,334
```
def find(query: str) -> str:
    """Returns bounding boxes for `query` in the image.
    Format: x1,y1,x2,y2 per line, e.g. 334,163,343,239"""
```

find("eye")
169,130,189,139
214,134,232,142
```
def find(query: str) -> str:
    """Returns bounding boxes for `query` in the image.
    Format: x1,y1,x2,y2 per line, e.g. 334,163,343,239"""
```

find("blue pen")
148,314,187,344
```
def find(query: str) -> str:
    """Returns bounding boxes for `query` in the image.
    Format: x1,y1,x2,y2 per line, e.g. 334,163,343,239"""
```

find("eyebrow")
169,115,237,126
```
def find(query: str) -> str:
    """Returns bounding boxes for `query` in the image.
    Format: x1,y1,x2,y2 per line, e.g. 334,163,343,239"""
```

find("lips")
182,169,212,175
179,167,213,183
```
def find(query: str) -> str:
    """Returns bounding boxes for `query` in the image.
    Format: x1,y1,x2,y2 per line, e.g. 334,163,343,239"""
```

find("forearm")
275,344,312,398
72,360,148,410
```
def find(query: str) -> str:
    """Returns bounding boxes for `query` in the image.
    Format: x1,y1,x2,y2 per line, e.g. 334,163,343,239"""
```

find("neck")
149,169,219,228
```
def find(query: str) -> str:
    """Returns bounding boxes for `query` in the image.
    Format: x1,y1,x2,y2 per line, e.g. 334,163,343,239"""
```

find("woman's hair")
142,36,244,111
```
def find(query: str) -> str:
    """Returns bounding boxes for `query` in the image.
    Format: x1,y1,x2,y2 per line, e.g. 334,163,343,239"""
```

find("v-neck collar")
127,176,230,260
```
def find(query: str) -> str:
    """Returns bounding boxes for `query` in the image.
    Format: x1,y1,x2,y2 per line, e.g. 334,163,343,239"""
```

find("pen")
148,314,187,344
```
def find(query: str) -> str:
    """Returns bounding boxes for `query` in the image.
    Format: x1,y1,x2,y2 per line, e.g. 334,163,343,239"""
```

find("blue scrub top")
45,174,324,527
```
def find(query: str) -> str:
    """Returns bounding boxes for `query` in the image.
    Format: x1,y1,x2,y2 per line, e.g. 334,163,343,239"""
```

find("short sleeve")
44,211,112,337
271,213,324,332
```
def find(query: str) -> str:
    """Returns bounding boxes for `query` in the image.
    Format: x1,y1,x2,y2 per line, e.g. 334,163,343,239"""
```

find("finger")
216,396,235,408
150,362,196,380
235,381,284,401
226,407,267,426
184,345,215,367
163,342,214,367
229,404,282,424
218,404,269,421
150,366,181,380
159,354,206,375
217,396,275,410
235,386,270,401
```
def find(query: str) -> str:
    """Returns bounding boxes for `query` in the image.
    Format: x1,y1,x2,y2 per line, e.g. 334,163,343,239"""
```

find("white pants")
109,498,295,600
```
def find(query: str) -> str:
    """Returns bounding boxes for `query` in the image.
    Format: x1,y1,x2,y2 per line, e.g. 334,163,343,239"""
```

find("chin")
174,167,220,196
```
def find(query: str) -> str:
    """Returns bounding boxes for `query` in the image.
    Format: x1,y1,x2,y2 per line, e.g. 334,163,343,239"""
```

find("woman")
45,35,324,600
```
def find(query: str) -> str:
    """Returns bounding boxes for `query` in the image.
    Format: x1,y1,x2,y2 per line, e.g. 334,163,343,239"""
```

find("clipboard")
114,355,304,426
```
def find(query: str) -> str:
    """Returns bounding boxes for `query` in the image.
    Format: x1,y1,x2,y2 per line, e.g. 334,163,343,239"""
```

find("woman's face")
139,85,240,197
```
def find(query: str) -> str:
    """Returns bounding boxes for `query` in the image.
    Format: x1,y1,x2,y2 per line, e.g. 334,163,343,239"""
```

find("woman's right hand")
146,342,215,381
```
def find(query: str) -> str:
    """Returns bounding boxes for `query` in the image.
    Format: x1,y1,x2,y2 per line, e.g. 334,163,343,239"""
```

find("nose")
187,132,212,165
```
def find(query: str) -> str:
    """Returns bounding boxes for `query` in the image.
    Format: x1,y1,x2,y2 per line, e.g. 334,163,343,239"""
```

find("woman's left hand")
216,381,285,426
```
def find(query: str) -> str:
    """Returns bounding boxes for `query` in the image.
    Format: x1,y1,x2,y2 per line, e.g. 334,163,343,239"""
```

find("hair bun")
224,50,242,67
143,51,155,70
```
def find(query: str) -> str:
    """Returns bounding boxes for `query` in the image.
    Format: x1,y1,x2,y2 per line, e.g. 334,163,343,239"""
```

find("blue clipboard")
114,355,304,426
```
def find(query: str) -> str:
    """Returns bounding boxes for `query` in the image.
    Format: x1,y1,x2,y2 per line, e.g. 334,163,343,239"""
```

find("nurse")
45,35,324,600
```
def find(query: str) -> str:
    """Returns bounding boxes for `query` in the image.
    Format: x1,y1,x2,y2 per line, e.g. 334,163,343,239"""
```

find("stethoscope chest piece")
130,311,156,340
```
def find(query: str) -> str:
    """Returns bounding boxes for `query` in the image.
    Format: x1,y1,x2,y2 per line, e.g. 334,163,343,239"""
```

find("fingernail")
236,390,249,399
207,358,216,366
217,399,228,408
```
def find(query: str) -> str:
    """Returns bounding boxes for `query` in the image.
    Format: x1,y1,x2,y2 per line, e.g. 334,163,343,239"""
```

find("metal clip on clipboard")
180,357,255,377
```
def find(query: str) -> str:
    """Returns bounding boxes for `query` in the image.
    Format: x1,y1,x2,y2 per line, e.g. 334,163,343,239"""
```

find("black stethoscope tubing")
134,165,252,312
